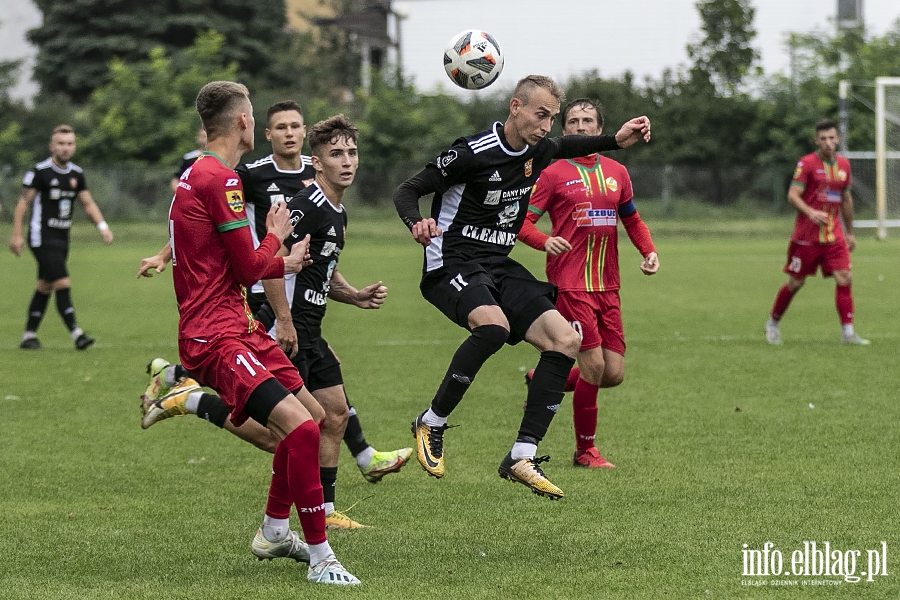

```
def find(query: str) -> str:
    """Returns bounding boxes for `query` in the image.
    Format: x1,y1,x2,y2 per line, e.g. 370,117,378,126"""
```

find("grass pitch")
0,216,898,599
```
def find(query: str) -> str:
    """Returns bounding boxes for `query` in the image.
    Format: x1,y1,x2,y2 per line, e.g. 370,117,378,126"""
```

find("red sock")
771,284,795,321
281,420,326,545
264,442,292,519
565,367,580,393
572,378,599,453
836,284,854,325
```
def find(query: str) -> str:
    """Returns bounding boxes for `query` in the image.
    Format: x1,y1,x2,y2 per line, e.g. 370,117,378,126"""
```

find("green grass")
1,219,899,599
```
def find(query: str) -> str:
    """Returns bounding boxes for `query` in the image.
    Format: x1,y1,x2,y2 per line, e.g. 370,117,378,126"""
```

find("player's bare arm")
137,242,172,278
328,268,388,309
78,190,114,244
614,116,652,148
640,252,660,275
263,244,298,357
788,185,828,226
8,188,36,257
840,188,856,252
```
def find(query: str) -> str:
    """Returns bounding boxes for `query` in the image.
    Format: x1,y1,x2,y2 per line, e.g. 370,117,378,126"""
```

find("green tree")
687,0,760,94
78,31,237,166
28,0,288,102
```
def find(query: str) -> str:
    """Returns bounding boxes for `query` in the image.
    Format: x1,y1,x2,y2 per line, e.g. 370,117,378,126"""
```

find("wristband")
97,221,109,231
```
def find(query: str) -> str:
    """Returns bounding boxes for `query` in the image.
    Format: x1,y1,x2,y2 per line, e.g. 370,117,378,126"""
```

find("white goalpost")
842,77,900,239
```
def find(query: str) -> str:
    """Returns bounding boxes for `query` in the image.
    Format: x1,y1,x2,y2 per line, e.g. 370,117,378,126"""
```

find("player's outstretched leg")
141,377,201,429
343,397,413,483
357,447,414,483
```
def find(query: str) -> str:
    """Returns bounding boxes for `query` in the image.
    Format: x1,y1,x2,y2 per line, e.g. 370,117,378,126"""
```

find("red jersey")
790,151,851,245
521,155,653,292
169,152,284,341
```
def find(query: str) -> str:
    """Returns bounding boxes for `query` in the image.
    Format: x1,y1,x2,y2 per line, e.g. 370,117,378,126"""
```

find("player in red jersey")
765,118,869,346
164,81,359,585
519,99,658,468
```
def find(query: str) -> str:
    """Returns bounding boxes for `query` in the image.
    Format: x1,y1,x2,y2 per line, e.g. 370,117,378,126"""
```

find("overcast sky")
395,0,900,94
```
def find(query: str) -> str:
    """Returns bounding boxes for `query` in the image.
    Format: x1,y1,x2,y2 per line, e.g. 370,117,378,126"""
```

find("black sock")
25,291,50,332
342,398,368,457
54,288,77,331
518,350,576,442
195,393,229,428
431,324,508,417
320,466,338,505
174,364,190,381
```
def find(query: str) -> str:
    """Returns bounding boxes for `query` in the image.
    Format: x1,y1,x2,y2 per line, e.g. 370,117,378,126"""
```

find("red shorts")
555,290,625,355
179,328,304,427
783,241,850,278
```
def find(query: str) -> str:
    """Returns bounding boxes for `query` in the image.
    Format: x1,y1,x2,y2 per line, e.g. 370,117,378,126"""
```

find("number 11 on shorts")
450,273,469,292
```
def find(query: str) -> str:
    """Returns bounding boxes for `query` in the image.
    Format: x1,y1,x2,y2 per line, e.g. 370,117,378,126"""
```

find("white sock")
164,366,177,388
308,541,335,566
70,327,84,341
842,324,855,337
261,516,290,542
184,391,202,414
355,446,376,469
422,409,447,427
510,442,537,460
21,331,37,342
766,317,779,327
324,502,335,516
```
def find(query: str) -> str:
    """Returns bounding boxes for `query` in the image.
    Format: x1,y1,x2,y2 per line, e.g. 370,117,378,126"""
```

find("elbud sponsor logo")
742,541,888,584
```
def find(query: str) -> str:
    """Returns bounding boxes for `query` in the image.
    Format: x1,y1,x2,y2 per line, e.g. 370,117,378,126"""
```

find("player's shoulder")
33,157,54,172
797,152,818,166
241,154,276,175
464,122,504,155
835,153,852,168
599,154,627,172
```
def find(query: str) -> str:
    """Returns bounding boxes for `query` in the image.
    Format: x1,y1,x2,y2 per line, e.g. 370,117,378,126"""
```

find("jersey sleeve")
22,170,36,188
517,173,552,249
432,142,479,189
284,197,320,251
77,171,88,193
791,158,809,190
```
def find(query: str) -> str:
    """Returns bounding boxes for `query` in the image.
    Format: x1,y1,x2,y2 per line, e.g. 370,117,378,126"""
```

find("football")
443,29,504,90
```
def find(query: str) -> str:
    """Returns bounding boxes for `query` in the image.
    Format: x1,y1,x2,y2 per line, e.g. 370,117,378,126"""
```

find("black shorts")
246,291,268,317
420,256,557,345
29,243,69,282
290,336,343,392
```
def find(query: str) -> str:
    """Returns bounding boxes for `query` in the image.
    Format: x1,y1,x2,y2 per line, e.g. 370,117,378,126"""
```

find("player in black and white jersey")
137,105,411,496
394,75,651,498
273,114,404,525
9,124,114,350
169,127,207,193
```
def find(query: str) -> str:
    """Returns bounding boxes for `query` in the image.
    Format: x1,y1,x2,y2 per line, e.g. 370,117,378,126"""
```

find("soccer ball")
443,29,504,90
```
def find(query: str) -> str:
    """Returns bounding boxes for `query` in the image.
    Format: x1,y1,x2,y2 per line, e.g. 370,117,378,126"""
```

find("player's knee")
602,369,624,388
323,402,349,431
835,271,852,286
471,324,509,353
787,277,805,292
552,326,582,358
579,361,605,386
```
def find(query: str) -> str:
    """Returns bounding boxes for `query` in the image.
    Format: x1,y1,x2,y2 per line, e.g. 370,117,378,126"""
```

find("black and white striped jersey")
22,158,87,247
235,154,316,295
407,122,619,273
283,182,348,349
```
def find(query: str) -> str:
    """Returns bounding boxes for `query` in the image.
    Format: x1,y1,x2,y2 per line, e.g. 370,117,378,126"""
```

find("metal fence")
0,162,884,223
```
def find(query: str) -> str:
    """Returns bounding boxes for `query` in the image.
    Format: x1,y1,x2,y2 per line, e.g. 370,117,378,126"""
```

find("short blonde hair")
51,124,74,139
513,75,564,106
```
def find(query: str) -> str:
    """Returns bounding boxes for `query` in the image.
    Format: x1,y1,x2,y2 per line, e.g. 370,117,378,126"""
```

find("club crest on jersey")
524,159,533,177
484,190,501,205
605,176,618,192
838,169,848,181
302,178,315,187
69,177,78,189
572,202,616,227
226,190,244,212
